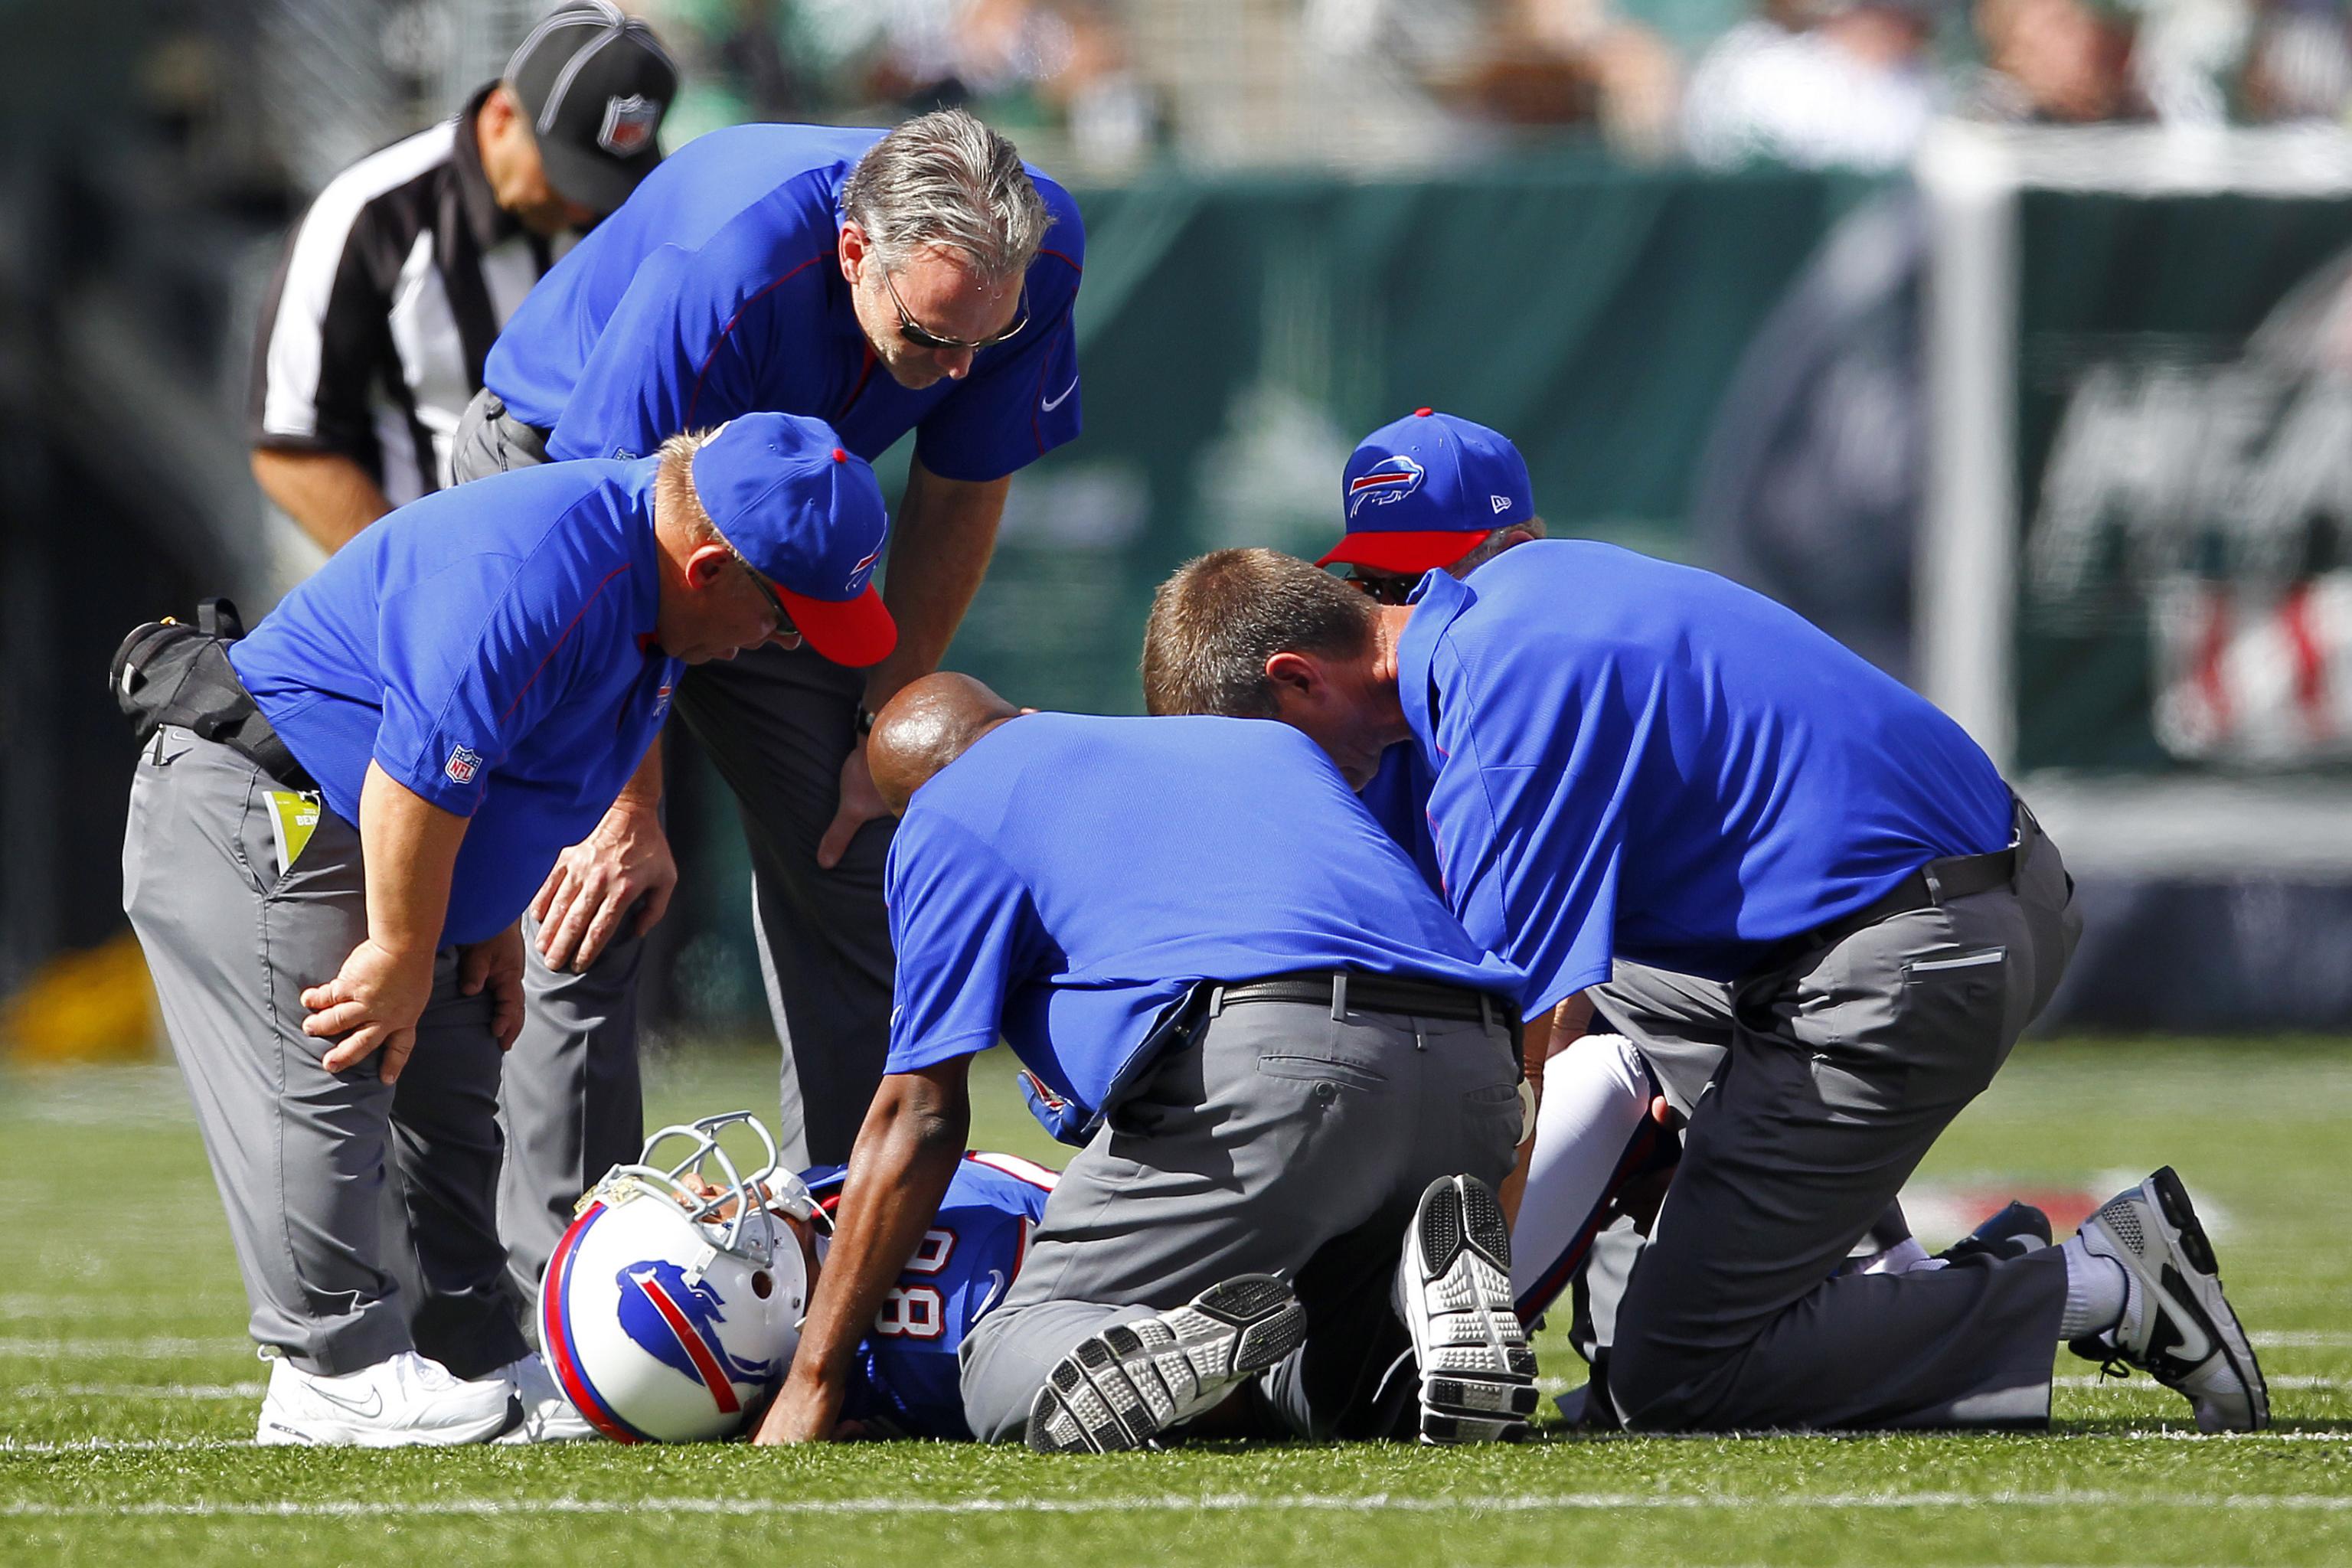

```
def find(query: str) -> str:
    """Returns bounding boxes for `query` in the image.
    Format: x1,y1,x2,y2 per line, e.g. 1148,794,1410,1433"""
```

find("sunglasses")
877,266,1027,354
725,546,799,641
1337,567,1419,606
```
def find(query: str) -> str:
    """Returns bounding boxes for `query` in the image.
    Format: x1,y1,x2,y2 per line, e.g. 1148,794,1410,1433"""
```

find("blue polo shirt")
485,123,1084,482
1395,541,2015,1014
884,714,1520,1128
228,460,681,946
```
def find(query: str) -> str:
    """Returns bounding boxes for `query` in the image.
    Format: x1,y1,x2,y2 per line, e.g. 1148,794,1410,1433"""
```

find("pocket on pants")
1253,1015,1396,1094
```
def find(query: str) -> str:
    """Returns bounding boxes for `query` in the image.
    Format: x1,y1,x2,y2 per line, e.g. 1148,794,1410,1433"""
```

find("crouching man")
119,413,896,1446
756,675,1536,1451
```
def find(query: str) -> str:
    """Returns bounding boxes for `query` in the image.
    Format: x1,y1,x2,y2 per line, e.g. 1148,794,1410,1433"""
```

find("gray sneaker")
1027,1275,1308,1453
1400,1174,1537,1443
2069,1166,2269,1432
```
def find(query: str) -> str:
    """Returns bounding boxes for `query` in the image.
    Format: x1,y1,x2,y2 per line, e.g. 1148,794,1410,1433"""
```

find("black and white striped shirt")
250,86,576,506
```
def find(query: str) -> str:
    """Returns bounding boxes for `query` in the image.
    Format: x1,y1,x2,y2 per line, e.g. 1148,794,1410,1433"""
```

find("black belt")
1210,969,1506,1027
1744,804,2028,981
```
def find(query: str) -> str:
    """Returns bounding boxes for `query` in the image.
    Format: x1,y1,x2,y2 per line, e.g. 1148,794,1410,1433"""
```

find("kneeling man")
758,677,1534,1451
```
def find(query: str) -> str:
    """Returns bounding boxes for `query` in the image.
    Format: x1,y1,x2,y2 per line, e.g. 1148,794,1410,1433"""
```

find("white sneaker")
1400,1174,1537,1443
255,1349,517,1447
496,1353,603,1443
2070,1166,2269,1432
1026,1276,1308,1453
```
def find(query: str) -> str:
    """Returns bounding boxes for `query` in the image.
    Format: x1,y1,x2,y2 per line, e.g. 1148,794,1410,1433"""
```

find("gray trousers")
1588,812,2082,1431
959,995,1524,1443
450,387,897,1312
122,728,526,1378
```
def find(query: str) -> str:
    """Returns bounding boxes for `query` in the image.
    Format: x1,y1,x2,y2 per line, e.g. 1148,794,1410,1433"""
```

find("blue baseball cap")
1321,409,1535,573
691,413,897,668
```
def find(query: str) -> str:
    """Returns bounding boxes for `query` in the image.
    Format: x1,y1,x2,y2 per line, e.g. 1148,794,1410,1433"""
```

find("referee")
249,2,677,555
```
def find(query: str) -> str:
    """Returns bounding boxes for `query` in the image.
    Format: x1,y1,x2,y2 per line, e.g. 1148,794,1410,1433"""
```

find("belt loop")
1478,994,1494,1034
1921,861,1946,906
1330,972,1348,1022
1208,985,1227,1019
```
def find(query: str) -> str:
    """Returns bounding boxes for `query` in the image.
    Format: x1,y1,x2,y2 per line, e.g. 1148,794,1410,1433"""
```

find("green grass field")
4,1037,2348,1566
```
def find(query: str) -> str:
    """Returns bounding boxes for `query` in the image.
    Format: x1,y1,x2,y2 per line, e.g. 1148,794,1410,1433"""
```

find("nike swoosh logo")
2150,1263,2216,1368
1041,377,1078,413
309,1383,384,1420
976,1268,1010,1317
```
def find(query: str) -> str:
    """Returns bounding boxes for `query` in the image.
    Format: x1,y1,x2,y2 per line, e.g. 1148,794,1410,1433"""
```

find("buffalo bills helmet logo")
616,1259,772,1412
1347,455,1426,519
598,95,660,157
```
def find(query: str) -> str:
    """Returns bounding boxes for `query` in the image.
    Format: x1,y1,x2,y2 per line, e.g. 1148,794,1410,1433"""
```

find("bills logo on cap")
598,94,659,157
444,745,482,786
1347,454,1426,519
844,542,882,595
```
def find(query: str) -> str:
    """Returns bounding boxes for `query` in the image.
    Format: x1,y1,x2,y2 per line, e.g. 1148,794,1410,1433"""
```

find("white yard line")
0,1338,247,1359
11,1383,263,1399
5,1490,2352,1519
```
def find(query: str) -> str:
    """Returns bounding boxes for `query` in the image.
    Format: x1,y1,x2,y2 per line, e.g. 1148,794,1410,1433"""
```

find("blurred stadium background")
6,0,2352,1061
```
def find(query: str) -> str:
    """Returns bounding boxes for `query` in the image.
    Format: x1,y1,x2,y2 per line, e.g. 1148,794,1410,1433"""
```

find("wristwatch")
854,704,879,739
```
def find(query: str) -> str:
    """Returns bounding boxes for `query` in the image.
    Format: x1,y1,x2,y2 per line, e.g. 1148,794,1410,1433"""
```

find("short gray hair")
655,428,720,541
841,108,1050,285
1450,517,1547,576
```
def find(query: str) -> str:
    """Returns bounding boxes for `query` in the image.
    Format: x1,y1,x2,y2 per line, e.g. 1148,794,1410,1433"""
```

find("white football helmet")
538,1111,815,1442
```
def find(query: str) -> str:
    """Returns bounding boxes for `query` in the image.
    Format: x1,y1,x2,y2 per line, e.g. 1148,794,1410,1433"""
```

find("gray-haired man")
450,109,1086,1310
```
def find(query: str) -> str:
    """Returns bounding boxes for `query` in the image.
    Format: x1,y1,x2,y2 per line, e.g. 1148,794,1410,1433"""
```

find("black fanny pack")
110,597,315,789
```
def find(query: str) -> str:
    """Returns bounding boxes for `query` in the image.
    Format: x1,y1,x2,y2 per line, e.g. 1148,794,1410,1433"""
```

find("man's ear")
1264,650,1322,705
838,222,867,284
682,542,733,590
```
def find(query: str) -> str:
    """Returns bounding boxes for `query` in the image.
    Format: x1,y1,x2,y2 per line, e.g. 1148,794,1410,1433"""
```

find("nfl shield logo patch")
599,95,659,157
445,745,482,786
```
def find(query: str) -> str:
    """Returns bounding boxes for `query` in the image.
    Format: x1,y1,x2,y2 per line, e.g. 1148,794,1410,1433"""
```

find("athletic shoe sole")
2082,1166,2269,1432
256,1395,518,1447
1403,1174,1537,1444
1027,1275,1308,1454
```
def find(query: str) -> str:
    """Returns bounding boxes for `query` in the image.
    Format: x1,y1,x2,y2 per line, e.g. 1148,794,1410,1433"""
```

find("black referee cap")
505,2,678,216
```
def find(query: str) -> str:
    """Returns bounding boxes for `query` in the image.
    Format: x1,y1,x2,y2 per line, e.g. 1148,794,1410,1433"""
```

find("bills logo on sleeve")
1348,455,1426,519
444,745,482,786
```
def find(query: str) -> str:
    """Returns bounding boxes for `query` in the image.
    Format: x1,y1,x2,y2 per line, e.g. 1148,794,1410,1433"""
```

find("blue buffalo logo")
616,1259,773,1410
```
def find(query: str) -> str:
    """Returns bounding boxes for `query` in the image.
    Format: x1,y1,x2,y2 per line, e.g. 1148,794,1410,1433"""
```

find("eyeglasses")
877,266,1027,354
724,546,798,640
1337,567,1419,606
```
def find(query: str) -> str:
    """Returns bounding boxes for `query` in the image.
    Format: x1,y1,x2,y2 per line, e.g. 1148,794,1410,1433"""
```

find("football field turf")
4,1037,2348,1566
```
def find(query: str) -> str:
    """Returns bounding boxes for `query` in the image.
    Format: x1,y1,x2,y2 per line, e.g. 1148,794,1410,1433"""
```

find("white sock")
2058,1234,2130,1338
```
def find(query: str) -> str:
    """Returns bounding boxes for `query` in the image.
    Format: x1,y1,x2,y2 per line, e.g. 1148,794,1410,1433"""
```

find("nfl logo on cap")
599,95,659,156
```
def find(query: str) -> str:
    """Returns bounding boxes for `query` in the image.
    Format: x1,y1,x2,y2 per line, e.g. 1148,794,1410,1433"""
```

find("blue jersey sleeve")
1427,635,1630,1017
370,522,638,817
883,813,1040,1073
909,197,1085,483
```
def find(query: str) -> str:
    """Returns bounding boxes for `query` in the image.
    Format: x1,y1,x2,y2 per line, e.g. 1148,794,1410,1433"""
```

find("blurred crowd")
622,0,2352,173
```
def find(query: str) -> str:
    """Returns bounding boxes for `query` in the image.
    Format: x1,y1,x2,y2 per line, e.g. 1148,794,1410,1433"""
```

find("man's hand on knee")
530,797,677,972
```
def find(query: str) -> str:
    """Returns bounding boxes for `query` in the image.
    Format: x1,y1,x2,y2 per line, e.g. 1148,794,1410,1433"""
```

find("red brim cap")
1315,529,1488,573
776,583,898,668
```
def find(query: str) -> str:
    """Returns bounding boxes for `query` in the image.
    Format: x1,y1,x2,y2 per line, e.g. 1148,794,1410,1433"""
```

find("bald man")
757,675,1536,1452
